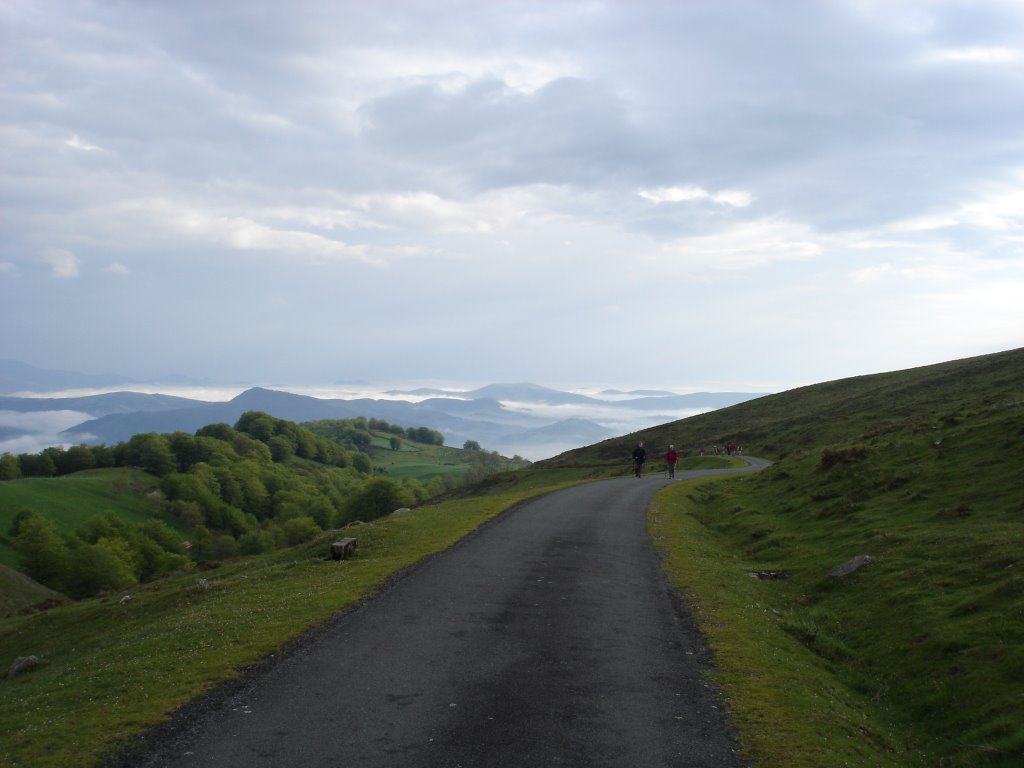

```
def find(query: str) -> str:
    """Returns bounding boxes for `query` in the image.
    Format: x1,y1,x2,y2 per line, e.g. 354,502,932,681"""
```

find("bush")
64,538,137,599
819,445,870,471
281,516,321,546
13,513,69,589
238,529,275,555
344,477,413,523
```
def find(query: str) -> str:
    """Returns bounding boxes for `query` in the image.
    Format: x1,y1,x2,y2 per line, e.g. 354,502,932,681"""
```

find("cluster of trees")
2,411,454,599
9,510,190,599
304,417,444,451
0,413,355,481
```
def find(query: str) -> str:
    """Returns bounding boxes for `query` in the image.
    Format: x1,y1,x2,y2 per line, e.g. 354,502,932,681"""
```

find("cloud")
927,46,1024,64
638,186,752,208
357,75,647,191
661,219,823,270
0,410,93,455
41,248,79,278
98,198,372,264
2,0,1023,390
65,134,102,152
849,260,958,284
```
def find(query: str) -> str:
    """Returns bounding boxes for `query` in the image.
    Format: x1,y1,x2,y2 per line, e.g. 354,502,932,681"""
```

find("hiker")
664,444,678,479
632,441,646,477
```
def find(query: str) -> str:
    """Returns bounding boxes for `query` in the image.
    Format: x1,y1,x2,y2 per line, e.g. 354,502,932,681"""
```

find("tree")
281,516,321,546
196,423,238,442
463,440,482,451
19,451,56,477
12,513,69,590
63,538,137,599
63,445,98,474
235,411,276,442
344,477,412,523
0,452,21,480
168,432,203,470
124,433,176,476
268,435,294,463
389,436,402,451
351,452,372,474
239,529,275,555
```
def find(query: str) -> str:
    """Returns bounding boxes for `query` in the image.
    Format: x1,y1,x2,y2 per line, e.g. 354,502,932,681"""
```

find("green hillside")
542,346,1023,468
367,435,528,483
545,347,1023,767
0,565,70,616
0,469,164,568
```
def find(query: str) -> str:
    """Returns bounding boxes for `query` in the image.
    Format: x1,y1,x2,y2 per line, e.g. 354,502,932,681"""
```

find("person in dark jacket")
631,441,646,477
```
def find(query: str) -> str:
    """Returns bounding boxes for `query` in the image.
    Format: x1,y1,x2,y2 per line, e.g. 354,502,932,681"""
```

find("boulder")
830,554,873,580
8,655,40,679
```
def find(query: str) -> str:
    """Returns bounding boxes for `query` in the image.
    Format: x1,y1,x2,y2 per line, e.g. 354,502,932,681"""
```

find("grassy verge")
650,476,914,767
652,449,1024,768
0,469,589,768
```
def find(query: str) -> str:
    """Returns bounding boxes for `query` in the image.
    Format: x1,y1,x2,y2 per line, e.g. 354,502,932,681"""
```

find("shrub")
819,444,870,471
281,516,321,546
64,538,137,599
238,529,275,555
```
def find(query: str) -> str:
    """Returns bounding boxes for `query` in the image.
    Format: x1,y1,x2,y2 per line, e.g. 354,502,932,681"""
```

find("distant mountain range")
0,363,768,460
0,360,211,394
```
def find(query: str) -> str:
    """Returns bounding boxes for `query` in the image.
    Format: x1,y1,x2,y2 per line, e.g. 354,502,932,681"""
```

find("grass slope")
367,433,529,483
0,468,592,768
639,347,1024,767
0,469,165,568
542,347,1024,467
0,565,70,617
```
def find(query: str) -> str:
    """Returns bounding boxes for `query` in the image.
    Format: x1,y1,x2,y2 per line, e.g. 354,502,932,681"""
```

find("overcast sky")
2,0,1023,393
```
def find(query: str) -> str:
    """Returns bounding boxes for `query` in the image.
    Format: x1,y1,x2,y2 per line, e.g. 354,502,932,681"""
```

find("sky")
2,0,1023,393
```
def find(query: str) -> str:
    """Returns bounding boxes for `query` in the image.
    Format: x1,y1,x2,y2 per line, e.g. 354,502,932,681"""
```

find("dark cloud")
358,76,652,192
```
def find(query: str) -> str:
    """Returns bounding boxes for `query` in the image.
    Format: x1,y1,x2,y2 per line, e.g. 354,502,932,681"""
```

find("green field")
367,434,528,483
370,440,473,482
0,469,164,568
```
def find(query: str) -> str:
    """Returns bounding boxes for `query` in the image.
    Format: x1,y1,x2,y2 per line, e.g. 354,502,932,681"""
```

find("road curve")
117,461,766,767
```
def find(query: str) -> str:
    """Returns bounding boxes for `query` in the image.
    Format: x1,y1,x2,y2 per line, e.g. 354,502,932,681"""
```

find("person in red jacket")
664,445,678,479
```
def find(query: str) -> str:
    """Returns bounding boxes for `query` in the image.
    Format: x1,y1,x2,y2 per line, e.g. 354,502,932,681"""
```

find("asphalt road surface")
120,460,767,767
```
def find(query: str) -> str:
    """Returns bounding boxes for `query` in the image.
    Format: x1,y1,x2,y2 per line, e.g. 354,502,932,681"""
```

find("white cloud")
105,262,129,274
639,185,752,207
884,179,1024,235
886,214,960,233
41,248,79,278
65,134,102,152
849,260,958,283
0,410,93,455
102,198,372,264
959,185,1024,231
928,47,1024,64
662,218,822,270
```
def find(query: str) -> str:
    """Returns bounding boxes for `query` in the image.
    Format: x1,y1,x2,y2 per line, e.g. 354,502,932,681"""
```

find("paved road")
123,461,766,767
